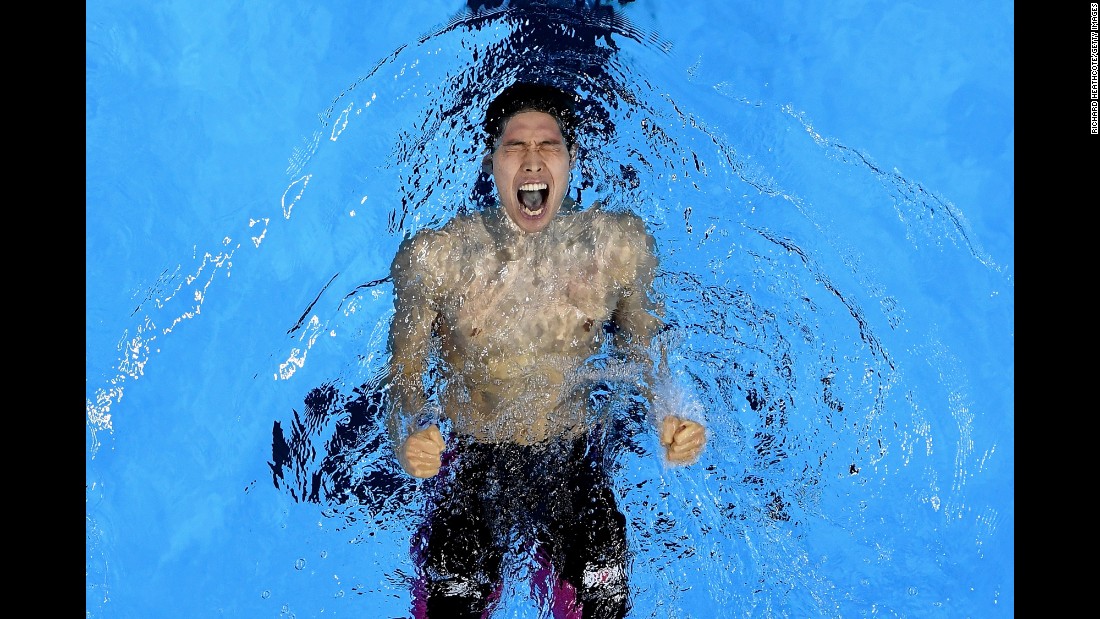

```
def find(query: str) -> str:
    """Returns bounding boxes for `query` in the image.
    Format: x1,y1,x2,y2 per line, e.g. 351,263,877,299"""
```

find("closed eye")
503,140,565,153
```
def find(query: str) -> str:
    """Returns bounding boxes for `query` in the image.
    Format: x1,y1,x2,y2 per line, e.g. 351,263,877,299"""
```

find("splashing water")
87,2,1012,617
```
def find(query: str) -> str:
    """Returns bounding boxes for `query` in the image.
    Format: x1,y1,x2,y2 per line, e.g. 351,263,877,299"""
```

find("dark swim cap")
483,82,578,150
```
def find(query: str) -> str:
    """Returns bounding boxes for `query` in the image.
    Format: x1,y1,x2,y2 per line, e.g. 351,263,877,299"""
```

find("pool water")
86,1,1013,617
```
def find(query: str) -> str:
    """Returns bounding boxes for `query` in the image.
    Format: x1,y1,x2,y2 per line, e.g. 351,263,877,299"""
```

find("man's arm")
610,212,706,465
387,233,448,477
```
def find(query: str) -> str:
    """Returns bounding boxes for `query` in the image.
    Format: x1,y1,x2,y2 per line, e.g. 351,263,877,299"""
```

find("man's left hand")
659,415,706,465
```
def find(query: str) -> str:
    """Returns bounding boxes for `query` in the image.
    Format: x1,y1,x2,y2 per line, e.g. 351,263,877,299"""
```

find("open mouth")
517,182,549,216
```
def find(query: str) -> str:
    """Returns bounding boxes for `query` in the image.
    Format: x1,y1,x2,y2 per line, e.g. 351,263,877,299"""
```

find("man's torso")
423,206,649,443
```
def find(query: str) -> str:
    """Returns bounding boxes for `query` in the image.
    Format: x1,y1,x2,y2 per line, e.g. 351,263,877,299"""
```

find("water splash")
88,1,1010,616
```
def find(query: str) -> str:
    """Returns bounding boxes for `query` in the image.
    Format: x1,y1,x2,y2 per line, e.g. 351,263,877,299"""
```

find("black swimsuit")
410,432,630,619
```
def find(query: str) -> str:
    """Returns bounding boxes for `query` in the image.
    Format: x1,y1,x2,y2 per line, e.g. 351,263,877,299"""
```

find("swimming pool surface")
86,1,1013,617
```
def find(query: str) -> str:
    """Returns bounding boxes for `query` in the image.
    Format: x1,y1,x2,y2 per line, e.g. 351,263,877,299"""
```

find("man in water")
387,81,706,618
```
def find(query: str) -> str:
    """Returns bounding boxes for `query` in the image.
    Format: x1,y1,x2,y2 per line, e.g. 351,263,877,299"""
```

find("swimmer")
387,81,706,618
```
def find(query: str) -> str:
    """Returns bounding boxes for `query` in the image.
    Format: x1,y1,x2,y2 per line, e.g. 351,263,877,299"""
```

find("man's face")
491,110,574,234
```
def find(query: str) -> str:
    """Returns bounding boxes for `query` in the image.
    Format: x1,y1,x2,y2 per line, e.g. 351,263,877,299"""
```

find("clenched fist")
398,424,446,478
659,415,706,465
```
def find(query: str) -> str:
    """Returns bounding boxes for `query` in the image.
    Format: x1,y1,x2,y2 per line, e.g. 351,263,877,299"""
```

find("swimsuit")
411,432,630,619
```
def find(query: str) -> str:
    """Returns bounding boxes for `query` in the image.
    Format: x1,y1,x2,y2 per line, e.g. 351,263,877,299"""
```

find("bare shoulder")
394,213,481,264
586,207,654,246
391,213,481,291
391,228,442,280
617,211,655,249
582,207,657,283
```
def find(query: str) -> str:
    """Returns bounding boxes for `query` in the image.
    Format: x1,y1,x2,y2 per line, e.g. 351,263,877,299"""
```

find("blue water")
86,1,1013,617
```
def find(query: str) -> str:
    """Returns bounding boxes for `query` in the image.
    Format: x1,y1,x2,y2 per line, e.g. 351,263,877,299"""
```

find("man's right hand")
398,424,446,478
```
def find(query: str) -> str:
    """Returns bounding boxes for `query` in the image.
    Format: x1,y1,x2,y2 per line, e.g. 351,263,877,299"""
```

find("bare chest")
445,241,621,361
